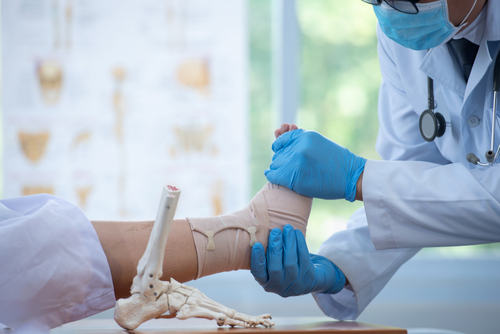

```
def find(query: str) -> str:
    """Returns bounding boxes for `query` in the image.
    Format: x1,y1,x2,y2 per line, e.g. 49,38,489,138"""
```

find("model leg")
92,218,198,300
92,183,312,297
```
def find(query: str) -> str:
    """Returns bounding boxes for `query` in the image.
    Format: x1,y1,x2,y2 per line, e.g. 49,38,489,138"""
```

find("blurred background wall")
2,0,250,221
1,1,499,333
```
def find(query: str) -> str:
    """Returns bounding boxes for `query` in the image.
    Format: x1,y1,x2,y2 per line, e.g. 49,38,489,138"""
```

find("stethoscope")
419,50,500,166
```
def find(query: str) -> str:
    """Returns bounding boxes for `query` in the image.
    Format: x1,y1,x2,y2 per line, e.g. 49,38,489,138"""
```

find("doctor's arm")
261,125,422,319
267,89,500,249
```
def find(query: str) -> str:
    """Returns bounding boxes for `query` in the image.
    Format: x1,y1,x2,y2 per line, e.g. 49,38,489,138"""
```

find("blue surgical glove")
265,129,366,201
251,224,346,297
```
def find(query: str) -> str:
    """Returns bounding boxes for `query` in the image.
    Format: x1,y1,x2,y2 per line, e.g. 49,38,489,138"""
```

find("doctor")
250,0,500,319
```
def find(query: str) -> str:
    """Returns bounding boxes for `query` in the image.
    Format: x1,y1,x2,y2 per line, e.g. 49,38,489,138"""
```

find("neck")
447,0,487,31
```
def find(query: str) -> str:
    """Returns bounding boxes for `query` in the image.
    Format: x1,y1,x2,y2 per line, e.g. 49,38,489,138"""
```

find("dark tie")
447,38,480,83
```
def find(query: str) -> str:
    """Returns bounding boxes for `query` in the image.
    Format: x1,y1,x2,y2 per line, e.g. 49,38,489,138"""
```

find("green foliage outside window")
249,0,380,252
297,1,380,251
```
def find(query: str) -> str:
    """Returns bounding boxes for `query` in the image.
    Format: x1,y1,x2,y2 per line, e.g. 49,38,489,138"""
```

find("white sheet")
0,194,115,333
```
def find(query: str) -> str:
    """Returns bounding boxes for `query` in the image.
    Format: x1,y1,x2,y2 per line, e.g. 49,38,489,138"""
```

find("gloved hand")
251,224,346,297
265,129,366,201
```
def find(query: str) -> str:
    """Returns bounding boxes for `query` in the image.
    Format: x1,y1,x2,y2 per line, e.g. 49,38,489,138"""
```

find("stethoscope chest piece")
419,109,446,142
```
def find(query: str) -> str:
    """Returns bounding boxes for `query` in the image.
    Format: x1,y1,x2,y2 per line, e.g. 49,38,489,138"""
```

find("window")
249,0,380,251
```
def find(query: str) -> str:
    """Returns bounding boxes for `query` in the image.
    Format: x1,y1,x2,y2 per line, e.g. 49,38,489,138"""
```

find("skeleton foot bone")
114,185,274,330
115,278,274,329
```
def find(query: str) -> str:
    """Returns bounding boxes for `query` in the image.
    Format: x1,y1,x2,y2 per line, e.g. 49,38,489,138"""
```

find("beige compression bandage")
187,183,312,279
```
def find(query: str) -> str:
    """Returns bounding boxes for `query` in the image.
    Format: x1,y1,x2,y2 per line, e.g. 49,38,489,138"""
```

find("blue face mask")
374,0,477,51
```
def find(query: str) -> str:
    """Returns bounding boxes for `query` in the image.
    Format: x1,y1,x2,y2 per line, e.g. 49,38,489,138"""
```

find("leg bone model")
114,185,274,330
132,185,180,301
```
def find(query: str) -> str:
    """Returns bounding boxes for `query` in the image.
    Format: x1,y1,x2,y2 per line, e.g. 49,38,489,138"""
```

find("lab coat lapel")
419,45,466,98
464,41,492,102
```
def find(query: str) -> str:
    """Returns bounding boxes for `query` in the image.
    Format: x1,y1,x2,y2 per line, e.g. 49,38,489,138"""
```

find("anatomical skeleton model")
114,185,274,330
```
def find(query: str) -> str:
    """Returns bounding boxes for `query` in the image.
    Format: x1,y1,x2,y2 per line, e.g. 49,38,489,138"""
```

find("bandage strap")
188,186,270,279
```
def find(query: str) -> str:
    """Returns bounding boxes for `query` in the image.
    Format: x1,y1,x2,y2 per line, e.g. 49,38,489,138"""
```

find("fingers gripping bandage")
187,183,312,279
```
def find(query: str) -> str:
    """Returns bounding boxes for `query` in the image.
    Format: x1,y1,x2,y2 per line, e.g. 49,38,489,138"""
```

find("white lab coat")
314,1,500,320
0,194,115,334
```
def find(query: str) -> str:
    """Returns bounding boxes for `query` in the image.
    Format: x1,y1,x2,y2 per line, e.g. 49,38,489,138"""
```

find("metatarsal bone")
132,185,180,301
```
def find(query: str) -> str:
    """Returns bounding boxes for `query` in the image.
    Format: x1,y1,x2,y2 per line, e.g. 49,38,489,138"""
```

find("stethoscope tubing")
492,91,498,154
485,49,500,165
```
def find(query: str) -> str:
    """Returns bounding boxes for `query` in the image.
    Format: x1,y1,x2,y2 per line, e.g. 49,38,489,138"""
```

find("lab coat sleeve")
0,194,115,334
312,207,419,320
364,159,500,249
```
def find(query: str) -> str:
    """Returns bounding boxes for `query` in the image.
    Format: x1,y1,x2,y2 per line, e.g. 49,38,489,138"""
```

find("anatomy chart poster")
2,0,249,220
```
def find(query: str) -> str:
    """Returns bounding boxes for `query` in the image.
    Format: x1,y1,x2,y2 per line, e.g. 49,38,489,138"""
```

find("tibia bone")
131,185,181,301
